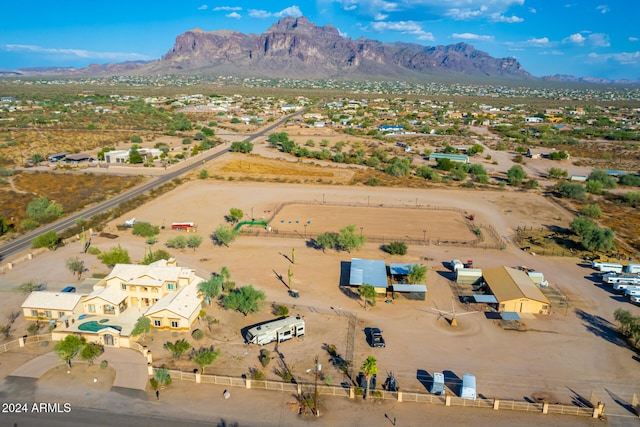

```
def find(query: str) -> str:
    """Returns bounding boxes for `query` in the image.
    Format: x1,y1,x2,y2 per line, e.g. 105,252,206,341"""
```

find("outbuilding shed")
391,284,427,301
482,266,550,314
349,258,388,294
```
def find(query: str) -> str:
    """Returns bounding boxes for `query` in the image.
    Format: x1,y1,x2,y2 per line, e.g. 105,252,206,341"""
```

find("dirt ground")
1,180,640,421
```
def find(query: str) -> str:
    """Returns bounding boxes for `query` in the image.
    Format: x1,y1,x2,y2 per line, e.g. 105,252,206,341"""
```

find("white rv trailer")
625,264,640,274
245,316,305,345
604,275,640,285
592,262,623,273
613,283,640,292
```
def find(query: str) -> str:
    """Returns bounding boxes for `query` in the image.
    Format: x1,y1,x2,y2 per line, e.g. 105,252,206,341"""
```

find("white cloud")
370,20,434,41
374,13,388,20
529,7,537,13
227,12,241,19
564,33,586,45
447,5,488,20
452,33,494,42
588,33,610,47
540,50,564,55
4,44,152,62
198,5,208,10
588,51,640,65
213,6,242,11
249,5,303,19
564,32,610,47
630,37,639,42
526,37,550,47
337,0,398,13
490,13,523,23
248,9,273,18
596,5,609,14
338,28,348,37
275,6,303,18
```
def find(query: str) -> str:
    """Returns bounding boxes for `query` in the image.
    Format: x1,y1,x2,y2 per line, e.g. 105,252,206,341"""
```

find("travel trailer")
244,316,305,345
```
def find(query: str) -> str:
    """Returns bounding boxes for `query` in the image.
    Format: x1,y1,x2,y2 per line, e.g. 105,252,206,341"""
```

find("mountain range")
3,17,638,85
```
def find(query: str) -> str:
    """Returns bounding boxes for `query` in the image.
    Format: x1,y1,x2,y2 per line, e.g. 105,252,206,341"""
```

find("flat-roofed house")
22,292,84,322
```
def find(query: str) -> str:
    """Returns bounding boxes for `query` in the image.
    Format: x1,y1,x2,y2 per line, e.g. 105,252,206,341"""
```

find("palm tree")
360,356,378,400
357,284,377,310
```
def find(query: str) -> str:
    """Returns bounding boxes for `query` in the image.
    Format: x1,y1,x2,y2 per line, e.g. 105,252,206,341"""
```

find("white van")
460,374,476,400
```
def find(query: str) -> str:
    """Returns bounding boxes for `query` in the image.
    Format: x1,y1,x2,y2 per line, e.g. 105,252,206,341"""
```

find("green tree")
467,143,484,155
581,227,615,252
558,182,587,200
619,174,640,187
191,346,221,374
187,235,203,251
213,224,238,247
384,157,411,177
436,158,454,171
131,317,151,340
230,141,254,153
588,169,617,189
407,264,428,284
66,257,85,280
164,339,192,360
132,222,160,238
198,169,209,179
228,208,244,223
31,231,61,250
98,245,130,267
222,285,266,316
416,165,441,181
140,249,172,265
614,308,635,336
507,165,527,186
54,335,86,369
198,275,222,305
571,216,596,235
79,342,104,366
337,224,366,252
582,204,602,218
129,146,143,164
316,232,338,252
360,356,378,399
358,284,377,310
166,235,187,249
384,241,407,255
27,197,64,223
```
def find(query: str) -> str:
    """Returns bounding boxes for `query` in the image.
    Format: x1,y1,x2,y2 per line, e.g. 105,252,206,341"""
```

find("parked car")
367,327,386,348
61,286,76,293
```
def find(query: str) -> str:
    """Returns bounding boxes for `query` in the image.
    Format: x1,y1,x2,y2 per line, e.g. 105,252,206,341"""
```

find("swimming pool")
78,320,122,333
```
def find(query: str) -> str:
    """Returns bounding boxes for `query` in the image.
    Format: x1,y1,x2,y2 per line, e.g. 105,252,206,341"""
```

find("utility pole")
314,356,321,417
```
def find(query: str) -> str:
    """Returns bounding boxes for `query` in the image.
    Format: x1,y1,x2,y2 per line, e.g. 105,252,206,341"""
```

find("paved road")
0,109,305,261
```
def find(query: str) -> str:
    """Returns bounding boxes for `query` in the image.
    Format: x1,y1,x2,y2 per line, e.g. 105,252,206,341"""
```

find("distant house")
524,117,543,123
103,148,162,164
48,152,69,162
378,125,404,132
526,148,547,159
428,153,469,164
64,153,94,164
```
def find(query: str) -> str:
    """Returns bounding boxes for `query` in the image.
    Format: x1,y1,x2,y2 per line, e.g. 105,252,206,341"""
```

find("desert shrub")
523,179,539,189
31,230,61,249
619,174,640,187
558,182,587,200
198,169,209,179
581,204,602,218
192,329,205,340
166,235,187,249
259,349,271,367
588,169,617,189
365,178,380,186
100,360,109,369
624,192,640,207
249,368,265,380
132,222,160,238
87,247,101,255
273,304,289,317
416,165,440,181
548,150,569,160
383,241,407,255
507,165,527,186
98,245,130,267
548,167,568,179
586,179,604,194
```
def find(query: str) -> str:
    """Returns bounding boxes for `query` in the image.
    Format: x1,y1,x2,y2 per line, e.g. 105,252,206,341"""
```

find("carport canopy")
500,312,521,321
473,294,498,303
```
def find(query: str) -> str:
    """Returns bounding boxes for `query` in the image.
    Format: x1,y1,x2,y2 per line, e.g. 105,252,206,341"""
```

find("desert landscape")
1,174,639,422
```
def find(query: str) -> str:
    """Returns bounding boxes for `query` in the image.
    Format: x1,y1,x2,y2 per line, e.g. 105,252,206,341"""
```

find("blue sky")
1,1,638,80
